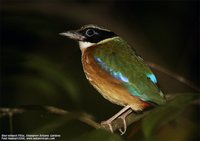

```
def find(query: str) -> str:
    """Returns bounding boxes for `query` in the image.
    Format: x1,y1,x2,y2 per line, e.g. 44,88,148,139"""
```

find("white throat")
79,41,95,50
78,37,118,51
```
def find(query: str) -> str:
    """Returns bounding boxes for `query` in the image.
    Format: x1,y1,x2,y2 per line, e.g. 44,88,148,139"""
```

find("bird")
60,24,166,134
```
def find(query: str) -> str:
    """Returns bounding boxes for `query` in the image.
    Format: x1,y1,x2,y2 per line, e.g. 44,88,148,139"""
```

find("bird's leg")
118,109,132,135
101,105,131,133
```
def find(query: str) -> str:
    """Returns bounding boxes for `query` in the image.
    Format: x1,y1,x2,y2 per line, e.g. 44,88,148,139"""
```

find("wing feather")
94,37,166,105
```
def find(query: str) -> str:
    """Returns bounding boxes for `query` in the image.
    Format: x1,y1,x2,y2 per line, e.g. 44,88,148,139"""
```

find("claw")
101,121,113,133
118,116,127,135
117,109,132,135
100,105,132,135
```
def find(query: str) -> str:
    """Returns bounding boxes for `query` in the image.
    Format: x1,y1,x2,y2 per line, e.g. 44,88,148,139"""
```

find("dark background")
0,0,199,141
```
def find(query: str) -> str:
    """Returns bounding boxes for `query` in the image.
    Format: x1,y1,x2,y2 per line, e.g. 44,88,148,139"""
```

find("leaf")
12,75,58,96
69,129,125,141
142,93,200,138
22,55,80,102
32,112,80,134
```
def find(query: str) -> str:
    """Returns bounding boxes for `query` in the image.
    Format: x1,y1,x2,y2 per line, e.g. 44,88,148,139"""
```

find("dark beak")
59,30,85,41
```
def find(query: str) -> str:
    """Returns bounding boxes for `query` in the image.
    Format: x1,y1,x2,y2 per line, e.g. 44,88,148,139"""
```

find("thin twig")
147,62,200,92
8,113,13,134
79,113,101,129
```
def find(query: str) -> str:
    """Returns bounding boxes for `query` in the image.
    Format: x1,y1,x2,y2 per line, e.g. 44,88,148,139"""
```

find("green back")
93,37,166,105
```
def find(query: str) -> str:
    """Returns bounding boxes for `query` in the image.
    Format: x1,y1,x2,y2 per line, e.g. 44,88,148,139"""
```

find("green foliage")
23,55,80,102
142,93,200,139
32,113,79,134
30,112,124,141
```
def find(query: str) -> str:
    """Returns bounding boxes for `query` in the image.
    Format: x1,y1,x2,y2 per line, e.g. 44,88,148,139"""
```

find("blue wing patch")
95,57,154,101
95,57,129,83
113,71,129,83
146,73,157,84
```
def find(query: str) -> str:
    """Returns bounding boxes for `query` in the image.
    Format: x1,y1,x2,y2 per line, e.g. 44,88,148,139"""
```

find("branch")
2,94,197,134
0,105,149,133
100,109,150,132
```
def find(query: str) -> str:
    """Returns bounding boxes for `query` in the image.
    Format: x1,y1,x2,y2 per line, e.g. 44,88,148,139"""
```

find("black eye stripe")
79,27,117,43
85,29,98,37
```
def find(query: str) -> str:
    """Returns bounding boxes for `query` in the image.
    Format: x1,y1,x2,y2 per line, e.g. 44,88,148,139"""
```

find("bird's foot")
101,120,113,133
100,106,132,134
118,116,127,135
118,109,132,135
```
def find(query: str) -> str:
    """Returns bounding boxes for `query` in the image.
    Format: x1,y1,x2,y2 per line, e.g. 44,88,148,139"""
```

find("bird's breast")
81,46,149,111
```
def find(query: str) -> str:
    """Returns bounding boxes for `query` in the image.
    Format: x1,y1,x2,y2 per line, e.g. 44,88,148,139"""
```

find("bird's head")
60,25,117,50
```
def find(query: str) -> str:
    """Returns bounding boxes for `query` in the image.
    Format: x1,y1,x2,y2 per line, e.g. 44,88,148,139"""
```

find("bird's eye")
85,29,96,37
